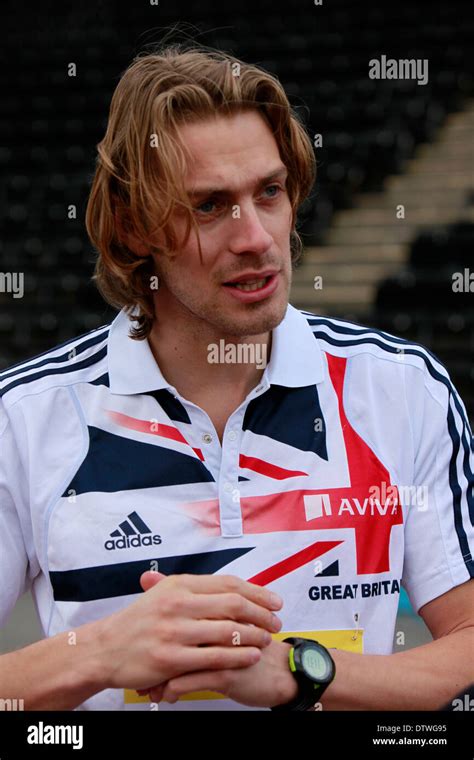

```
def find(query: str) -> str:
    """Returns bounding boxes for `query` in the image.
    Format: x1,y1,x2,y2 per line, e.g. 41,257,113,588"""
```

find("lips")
226,276,270,292
222,271,280,302
223,270,279,288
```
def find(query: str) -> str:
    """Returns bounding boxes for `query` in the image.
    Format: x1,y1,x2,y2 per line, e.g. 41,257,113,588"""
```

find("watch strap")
271,637,333,712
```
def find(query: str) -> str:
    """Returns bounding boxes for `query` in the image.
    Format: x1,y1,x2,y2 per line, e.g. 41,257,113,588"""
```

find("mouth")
222,272,280,302
223,275,272,292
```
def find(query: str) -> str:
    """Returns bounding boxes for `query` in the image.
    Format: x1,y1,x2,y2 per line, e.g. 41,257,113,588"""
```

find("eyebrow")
187,165,288,199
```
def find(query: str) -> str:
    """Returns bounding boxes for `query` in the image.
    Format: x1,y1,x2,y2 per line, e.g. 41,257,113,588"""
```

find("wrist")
68,618,114,694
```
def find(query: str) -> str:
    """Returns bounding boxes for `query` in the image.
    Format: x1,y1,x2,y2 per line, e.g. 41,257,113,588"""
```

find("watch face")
301,646,331,681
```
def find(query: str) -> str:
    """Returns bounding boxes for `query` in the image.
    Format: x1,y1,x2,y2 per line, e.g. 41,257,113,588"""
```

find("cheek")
268,199,293,236
161,246,215,289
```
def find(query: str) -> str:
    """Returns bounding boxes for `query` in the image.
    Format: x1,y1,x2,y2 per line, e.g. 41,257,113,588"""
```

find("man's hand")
143,637,299,708
135,572,297,709
93,571,282,692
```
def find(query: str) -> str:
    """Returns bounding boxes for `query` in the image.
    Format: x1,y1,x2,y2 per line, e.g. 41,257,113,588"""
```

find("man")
0,44,472,711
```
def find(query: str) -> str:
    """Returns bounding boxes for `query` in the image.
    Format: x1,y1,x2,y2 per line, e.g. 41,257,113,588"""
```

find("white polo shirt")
0,304,472,711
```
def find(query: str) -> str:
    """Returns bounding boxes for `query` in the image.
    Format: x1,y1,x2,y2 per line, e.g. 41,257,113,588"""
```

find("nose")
227,201,274,256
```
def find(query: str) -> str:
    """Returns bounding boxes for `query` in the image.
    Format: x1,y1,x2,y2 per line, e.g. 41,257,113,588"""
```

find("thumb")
140,570,166,592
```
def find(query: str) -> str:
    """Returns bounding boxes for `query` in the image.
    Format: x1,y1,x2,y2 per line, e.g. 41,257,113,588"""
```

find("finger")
140,570,167,592
166,644,261,675
178,619,272,648
162,670,232,703
186,592,282,634
171,574,282,611
147,685,165,702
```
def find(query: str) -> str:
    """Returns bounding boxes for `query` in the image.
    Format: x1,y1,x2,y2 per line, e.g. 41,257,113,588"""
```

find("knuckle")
158,595,175,616
160,591,186,617
167,576,183,591
228,593,245,617
222,575,240,592
230,593,245,614
164,574,185,590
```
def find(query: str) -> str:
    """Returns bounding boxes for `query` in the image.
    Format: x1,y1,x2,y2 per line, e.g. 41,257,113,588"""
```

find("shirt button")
224,482,233,493
228,430,237,441
202,433,213,444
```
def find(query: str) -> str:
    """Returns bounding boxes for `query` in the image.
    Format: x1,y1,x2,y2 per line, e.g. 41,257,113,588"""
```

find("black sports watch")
270,637,336,711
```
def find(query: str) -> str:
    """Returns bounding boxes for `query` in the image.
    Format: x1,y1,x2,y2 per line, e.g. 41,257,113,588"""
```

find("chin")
222,300,288,337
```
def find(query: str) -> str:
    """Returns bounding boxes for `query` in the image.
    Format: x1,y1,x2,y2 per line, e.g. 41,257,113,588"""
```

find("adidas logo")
104,511,162,551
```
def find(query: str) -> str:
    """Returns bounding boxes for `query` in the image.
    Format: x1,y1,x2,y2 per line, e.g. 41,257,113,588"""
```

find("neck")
147,308,272,402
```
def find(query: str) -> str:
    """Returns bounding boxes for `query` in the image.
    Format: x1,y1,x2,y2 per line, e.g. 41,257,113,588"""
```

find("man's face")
151,109,293,338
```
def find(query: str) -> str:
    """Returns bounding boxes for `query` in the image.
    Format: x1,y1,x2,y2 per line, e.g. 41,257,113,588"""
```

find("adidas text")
105,534,162,551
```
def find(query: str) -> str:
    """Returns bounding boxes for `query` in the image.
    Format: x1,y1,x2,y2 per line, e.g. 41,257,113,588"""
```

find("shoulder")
299,309,460,408
0,321,112,409
298,311,473,474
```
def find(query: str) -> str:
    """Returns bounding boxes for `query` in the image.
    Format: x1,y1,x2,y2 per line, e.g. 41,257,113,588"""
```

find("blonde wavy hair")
85,42,316,339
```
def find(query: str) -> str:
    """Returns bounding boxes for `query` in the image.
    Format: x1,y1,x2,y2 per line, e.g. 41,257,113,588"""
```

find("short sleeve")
0,400,33,628
401,360,474,615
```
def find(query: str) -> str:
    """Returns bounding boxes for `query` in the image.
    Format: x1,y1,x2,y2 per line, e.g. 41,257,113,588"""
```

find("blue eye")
264,185,281,198
196,200,216,214
194,185,281,217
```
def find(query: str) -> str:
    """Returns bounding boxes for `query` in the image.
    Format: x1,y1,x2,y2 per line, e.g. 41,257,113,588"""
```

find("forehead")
176,109,283,189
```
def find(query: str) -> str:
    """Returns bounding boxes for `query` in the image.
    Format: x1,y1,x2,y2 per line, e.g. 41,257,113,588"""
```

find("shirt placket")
175,380,270,538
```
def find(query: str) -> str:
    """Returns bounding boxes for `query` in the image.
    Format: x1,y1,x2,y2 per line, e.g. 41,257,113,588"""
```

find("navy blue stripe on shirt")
243,384,328,460
0,326,110,382
307,316,452,384
0,345,108,397
447,402,474,575
147,389,192,424
309,322,474,579
64,425,214,496
309,321,473,462
50,547,253,601
90,373,110,387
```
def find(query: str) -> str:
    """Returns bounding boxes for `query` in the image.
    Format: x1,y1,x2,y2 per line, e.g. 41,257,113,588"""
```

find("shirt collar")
264,303,324,388
108,303,324,395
